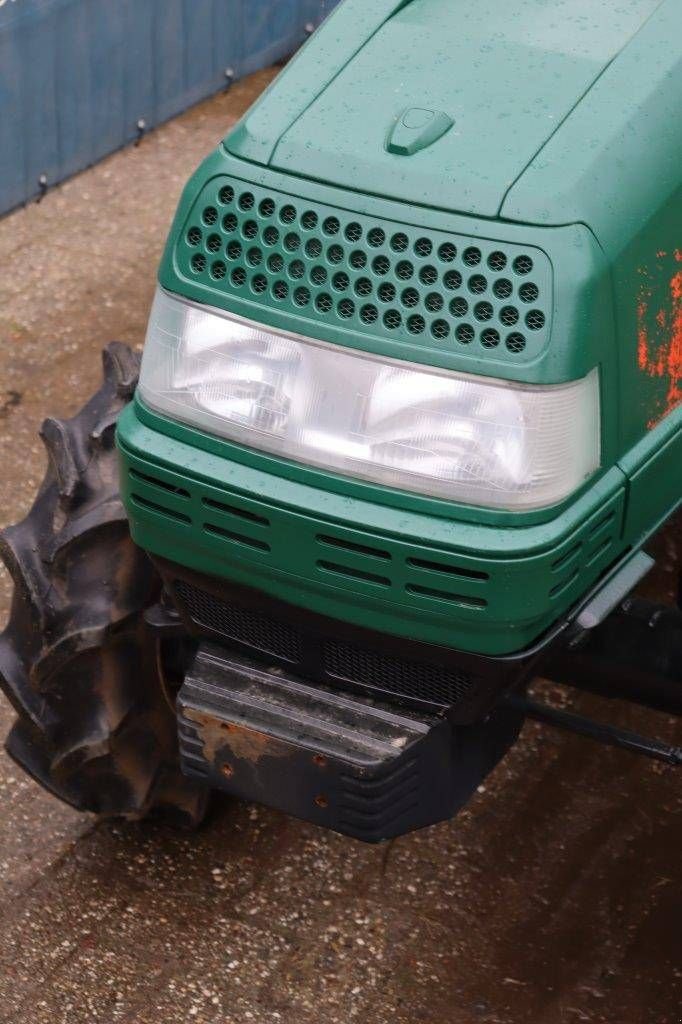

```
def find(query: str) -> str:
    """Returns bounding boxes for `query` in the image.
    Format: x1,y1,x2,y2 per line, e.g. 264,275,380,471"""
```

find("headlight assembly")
138,288,601,510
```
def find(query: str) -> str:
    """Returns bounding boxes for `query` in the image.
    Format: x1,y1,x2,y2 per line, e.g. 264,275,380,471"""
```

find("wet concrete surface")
0,69,681,1024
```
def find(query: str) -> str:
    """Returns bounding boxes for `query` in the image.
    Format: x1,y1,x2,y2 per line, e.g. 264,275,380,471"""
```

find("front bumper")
176,640,525,842
117,399,629,658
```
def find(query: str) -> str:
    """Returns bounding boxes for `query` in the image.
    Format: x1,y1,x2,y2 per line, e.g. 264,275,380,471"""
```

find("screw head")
304,22,315,34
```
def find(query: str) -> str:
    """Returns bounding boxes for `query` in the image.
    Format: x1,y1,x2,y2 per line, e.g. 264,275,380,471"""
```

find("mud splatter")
0,390,22,419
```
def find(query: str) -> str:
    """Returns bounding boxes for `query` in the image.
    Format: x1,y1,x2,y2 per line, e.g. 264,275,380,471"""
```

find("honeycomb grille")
177,177,553,360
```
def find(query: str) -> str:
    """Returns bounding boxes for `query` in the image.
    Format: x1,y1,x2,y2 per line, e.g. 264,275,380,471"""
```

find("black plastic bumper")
177,642,524,842
148,552,678,840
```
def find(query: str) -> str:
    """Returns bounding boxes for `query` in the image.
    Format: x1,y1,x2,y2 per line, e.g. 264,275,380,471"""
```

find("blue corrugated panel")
0,0,340,217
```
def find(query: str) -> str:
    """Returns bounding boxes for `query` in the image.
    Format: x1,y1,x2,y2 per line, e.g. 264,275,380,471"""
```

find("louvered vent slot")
317,560,391,588
549,510,619,601
204,522,271,553
549,571,580,600
129,493,191,525
586,538,613,567
551,543,582,574
203,497,270,527
406,584,487,610
202,494,272,554
129,468,190,498
407,556,489,581
585,511,617,566
316,533,391,561
587,511,616,546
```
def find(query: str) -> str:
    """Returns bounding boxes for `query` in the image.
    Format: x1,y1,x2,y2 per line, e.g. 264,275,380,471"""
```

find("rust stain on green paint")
637,251,682,428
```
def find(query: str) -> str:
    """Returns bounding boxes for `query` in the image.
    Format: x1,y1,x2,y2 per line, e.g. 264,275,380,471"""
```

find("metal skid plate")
177,643,523,843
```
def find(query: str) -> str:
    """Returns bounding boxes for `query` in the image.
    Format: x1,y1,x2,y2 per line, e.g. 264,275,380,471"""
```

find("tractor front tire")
0,343,207,826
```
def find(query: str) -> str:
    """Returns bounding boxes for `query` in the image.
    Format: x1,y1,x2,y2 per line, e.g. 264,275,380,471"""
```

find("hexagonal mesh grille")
176,177,553,359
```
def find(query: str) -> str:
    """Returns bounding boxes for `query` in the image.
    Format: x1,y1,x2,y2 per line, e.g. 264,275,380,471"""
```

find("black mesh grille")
174,580,302,662
172,580,476,710
324,640,474,707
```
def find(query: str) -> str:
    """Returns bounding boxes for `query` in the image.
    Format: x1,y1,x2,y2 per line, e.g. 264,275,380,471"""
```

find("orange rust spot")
313,754,328,768
315,794,329,809
638,264,682,427
637,297,651,373
672,270,682,302
675,249,682,263
221,762,234,778
185,707,291,765
667,275,682,417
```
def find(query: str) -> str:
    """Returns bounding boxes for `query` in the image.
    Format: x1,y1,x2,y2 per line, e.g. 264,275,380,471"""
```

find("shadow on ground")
2,721,681,1024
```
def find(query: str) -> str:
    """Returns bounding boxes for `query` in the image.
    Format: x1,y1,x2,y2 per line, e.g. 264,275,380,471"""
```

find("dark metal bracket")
509,549,682,765
545,593,682,718
506,694,682,767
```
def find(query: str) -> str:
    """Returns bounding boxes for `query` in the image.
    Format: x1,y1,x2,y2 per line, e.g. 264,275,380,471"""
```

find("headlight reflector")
139,288,600,510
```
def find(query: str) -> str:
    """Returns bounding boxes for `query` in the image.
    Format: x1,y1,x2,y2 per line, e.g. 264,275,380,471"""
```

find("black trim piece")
152,556,567,724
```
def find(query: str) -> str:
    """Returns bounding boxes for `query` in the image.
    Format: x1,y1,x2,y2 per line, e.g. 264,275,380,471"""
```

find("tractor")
1,0,680,840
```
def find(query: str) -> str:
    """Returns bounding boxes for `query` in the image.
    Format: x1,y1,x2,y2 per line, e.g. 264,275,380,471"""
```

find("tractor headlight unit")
139,288,600,510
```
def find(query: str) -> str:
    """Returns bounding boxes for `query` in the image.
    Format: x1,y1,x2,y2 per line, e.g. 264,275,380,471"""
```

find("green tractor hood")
226,0,664,219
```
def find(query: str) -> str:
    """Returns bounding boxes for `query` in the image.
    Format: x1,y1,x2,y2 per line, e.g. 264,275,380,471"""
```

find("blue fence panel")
0,0,340,218
0,7,26,213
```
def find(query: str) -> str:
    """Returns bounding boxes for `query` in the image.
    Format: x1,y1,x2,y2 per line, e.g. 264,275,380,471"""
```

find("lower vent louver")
172,578,476,710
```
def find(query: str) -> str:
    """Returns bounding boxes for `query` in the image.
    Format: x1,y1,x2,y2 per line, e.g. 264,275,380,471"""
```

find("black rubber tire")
0,343,208,826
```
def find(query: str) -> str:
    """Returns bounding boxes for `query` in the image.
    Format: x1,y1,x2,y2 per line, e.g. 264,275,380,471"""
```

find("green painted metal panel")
175,171,555,365
620,406,682,543
117,402,629,656
159,151,618,393
230,0,663,219
225,0,415,165
501,0,682,454
118,0,681,659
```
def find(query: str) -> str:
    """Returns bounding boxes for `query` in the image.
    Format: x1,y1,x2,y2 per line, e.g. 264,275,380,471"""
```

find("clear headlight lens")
138,288,600,510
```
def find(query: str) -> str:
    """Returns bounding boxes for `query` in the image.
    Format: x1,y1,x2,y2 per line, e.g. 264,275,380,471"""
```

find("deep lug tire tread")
0,344,207,826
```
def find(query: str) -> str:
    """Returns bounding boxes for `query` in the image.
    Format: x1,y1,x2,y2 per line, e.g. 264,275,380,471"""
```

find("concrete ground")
0,69,681,1024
